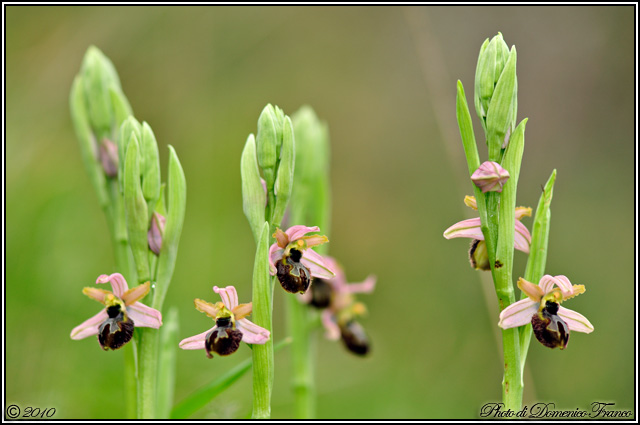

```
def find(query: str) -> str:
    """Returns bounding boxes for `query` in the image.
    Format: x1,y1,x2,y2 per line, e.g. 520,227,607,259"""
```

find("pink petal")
345,275,377,295
498,298,538,329
553,275,576,298
443,218,484,240
301,249,336,279
539,274,574,298
538,275,556,293
214,286,238,310
237,318,270,344
558,306,594,334
269,245,284,275
514,220,531,253
179,327,214,350
96,273,129,298
126,302,163,329
321,310,340,341
285,225,320,242
70,310,108,340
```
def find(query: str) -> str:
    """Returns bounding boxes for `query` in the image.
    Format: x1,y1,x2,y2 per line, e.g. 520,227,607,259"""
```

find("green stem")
251,223,274,419
105,179,139,419
287,297,315,418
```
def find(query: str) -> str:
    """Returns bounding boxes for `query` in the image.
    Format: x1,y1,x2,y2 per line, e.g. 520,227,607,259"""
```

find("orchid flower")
498,275,594,349
70,273,162,350
303,256,375,356
268,225,335,294
443,196,532,270
179,285,270,358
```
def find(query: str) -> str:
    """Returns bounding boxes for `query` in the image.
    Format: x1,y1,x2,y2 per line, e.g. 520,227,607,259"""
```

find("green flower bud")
474,33,510,129
140,122,161,216
272,116,295,227
474,34,518,160
256,104,279,187
123,134,151,282
70,75,109,208
79,46,127,139
241,134,267,243
118,116,142,193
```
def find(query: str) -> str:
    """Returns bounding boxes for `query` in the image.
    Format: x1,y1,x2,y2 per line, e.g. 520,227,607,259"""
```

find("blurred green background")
6,5,634,419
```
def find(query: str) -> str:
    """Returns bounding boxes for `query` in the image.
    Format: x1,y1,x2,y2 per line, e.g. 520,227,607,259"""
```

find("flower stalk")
287,106,331,418
241,105,296,418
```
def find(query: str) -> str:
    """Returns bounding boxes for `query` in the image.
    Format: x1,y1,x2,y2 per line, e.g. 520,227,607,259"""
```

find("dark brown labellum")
205,325,243,358
98,306,134,351
275,250,311,294
339,320,370,356
531,301,569,349
309,279,332,309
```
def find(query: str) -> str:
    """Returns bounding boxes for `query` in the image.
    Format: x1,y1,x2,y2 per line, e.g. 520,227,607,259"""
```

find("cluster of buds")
241,104,295,242
300,256,376,356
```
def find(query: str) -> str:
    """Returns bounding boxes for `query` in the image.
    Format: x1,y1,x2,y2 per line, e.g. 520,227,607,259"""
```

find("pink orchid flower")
179,286,270,358
498,275,594,349
269,225,335,294
443,196,532,270
304,256,375,356
70,273,162,350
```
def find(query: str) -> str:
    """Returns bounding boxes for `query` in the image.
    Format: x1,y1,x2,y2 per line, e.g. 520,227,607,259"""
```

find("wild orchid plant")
443,33,594,411
69,46,186,419
69,47,374,420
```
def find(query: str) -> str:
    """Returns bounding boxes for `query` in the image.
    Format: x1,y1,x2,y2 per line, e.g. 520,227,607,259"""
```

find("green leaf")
123,135,151,283
156,307,179,419
519,169,556,368
456,81,481,177
241,134,266,243
251,222,273,419
494,118,527,306
170,338,291,419
153,146,187,310
273,116,295,228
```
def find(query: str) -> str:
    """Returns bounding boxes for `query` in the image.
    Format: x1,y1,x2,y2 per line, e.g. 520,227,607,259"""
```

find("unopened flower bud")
471,161,510,193
148,212,166,256
98,138,119,178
